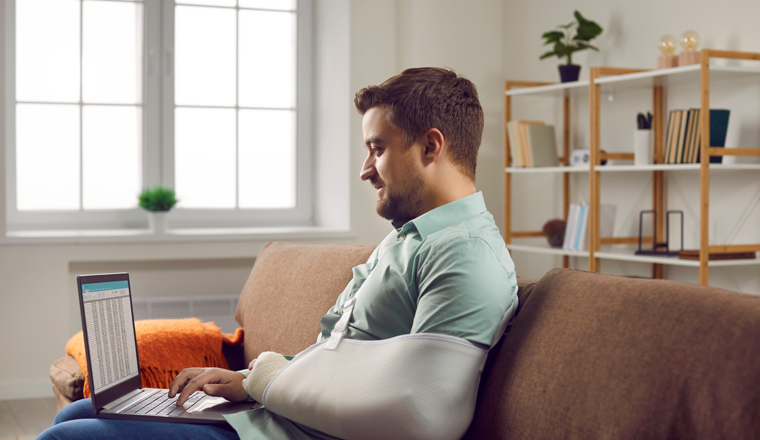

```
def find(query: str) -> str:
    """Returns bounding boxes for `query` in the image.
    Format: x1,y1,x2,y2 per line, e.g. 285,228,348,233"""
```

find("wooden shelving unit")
504,49,760,286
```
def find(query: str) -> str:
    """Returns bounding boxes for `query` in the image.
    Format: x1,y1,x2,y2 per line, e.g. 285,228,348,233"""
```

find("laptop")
77,272,255,424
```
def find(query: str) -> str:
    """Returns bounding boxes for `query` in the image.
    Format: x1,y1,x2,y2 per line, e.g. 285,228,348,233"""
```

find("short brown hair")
354,67,484,180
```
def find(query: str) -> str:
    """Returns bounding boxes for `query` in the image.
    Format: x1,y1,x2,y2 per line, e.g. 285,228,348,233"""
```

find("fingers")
176,370,213,406
248,358,257,370
168,368,204,399
201,371,249,403
168,368,248,406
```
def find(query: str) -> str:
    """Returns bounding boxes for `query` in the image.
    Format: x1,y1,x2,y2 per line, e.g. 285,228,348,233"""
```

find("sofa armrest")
49,356,85,410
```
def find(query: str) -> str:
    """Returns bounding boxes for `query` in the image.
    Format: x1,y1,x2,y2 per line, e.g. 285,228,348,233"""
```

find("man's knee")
52,398,95,425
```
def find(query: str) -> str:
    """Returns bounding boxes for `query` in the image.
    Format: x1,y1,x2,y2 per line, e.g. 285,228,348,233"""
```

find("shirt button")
398,234,406,241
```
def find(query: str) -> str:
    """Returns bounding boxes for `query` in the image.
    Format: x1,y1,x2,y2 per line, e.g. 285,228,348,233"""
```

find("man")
39,67,517,440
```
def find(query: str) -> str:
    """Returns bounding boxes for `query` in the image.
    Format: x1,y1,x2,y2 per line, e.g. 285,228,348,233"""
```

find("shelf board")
595,64,760,93
507,243,588,258
595,163,760,172
505,166,589,174
504,64,760,98
508,243,760,267
595,250,760,267
505,80,590,97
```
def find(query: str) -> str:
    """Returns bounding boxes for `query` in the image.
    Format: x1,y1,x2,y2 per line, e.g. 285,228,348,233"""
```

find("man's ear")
421,128,445,163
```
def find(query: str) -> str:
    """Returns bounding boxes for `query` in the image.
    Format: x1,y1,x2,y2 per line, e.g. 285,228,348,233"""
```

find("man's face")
360,107,425,223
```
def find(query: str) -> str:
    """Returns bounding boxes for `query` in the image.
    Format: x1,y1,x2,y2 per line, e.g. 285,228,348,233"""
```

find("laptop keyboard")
118,389,205,417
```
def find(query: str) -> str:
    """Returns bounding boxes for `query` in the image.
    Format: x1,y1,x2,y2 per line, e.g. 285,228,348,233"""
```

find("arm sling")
261,231,517,440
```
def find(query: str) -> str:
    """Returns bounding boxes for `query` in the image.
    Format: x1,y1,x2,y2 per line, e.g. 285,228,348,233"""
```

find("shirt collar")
397,192,487,239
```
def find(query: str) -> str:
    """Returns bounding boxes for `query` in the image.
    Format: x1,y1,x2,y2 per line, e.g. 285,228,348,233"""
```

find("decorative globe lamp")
658,35,679,69
679,30,701,66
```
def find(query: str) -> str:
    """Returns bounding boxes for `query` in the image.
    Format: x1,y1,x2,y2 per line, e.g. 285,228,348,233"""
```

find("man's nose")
360,154,375,181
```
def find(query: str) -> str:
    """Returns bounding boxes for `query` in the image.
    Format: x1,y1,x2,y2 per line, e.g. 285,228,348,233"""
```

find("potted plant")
138,186,178,234
540,10,603,83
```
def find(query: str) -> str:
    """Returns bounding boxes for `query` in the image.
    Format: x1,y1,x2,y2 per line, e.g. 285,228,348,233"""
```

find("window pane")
238,110,295,208
175,108,236,208
82,106,142,210
83,1,142,104
16,0,80,102
239,10,296,108
176,0,236,6
239,0,295,11
175,6,236,106
16,104,80,210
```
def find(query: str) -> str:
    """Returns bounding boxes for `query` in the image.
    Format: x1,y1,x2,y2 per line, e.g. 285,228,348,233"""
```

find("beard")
374,173,425,223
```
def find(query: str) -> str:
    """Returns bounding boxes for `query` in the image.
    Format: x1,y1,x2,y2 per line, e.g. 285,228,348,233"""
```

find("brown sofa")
51,242,760,439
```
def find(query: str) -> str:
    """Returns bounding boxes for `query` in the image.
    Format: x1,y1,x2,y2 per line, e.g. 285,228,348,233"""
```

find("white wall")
3,0,756,402
0,0,506,400
347,0,506,242
502,0,760,295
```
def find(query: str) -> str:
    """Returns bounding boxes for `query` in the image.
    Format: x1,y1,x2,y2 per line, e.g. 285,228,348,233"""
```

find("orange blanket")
66,318,244,398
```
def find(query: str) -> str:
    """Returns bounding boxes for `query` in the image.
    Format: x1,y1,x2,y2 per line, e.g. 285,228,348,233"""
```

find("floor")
0,397,58,440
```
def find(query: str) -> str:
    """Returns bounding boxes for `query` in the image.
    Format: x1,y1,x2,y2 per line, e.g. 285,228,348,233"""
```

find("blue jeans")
37,399,240,440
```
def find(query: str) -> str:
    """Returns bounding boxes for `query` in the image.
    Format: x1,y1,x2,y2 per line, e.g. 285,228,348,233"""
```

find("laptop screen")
81,279,140,394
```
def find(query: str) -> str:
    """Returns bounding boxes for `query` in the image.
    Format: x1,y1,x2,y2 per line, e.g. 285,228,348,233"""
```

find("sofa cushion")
467,268,760,440
236,242,375,364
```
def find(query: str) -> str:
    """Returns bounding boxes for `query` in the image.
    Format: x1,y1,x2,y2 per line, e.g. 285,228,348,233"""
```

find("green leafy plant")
540,11,603,65
138,186,178,212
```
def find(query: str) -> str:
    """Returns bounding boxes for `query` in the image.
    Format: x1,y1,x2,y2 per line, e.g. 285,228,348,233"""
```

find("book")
574,204,588,251
674,110,689,164
664,110,678,164
525,124,559,167
507,120,545,167
678,250,756,261
705,109,730,164
661,108,730,164
671,110,683,164
506,121,523,167
516,120,545,167
572,203,615,252
686,108,701,163
563,204,579,251
681,109,697,164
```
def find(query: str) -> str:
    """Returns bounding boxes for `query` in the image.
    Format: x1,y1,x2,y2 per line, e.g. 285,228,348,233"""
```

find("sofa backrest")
236,242,375,364
466,268,760,440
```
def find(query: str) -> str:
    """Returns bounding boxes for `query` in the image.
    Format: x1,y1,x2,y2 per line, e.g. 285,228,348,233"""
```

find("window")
5,0,312,232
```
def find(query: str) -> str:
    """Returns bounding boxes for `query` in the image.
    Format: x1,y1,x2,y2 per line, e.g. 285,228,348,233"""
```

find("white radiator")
132,294,240,334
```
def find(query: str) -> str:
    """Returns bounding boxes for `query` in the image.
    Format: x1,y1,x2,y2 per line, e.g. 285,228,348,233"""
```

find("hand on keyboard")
168,367,248,406
118,389,204,417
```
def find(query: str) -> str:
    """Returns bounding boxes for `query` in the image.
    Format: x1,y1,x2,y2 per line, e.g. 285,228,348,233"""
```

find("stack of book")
663,109,730,164
562,203,617,252
506,120,559,167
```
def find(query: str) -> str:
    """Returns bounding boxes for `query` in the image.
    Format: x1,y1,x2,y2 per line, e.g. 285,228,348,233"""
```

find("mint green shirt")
225,192,518,439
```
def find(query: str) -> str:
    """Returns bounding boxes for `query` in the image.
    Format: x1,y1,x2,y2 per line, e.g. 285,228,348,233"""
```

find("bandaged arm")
241,352,290,402
260,239,517,440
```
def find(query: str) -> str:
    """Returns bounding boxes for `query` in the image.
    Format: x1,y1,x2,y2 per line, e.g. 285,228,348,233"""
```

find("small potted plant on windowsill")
138,186,178,234
540,10,603,83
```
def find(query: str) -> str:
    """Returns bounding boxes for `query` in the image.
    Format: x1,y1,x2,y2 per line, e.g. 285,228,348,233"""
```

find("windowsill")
2,225,355,246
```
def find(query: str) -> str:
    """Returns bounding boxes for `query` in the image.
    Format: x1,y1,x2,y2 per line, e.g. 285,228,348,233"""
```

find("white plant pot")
634,129,652,166
149,212,169,234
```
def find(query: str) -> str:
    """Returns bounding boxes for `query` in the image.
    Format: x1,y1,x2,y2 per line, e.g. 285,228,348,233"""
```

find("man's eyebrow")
365,136,383,147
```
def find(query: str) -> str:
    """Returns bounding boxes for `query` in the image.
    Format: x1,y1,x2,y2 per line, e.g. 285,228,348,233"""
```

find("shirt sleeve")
411,236,516,347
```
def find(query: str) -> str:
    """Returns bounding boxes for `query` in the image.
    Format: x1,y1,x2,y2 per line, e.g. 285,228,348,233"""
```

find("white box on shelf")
570,149,591,167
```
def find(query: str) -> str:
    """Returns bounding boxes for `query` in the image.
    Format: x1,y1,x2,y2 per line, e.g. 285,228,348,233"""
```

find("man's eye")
371,147,383,156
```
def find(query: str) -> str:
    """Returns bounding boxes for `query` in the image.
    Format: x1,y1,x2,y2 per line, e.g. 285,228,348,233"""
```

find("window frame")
4,0,314,233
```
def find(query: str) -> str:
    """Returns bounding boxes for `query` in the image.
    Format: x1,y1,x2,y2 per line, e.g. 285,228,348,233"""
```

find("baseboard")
0,380,55,401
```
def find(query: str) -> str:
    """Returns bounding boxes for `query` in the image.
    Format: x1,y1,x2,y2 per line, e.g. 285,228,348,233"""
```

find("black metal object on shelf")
635,210,684,257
